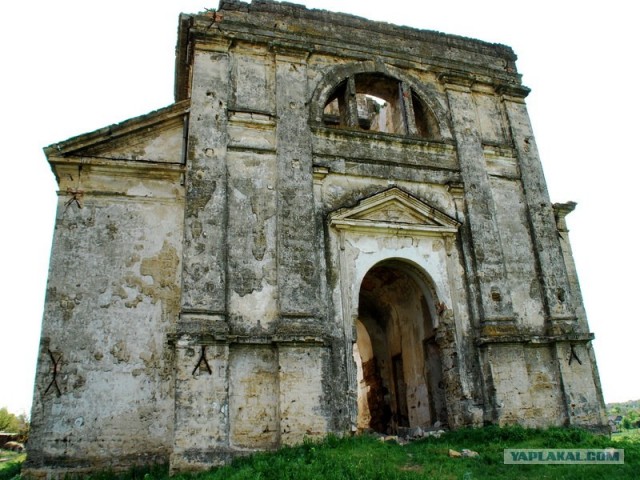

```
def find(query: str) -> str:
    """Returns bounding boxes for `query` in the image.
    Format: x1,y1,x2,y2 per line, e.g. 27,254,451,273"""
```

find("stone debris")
461,449,479,458
373,427,447,445
448,448,479,458
399,427,447,440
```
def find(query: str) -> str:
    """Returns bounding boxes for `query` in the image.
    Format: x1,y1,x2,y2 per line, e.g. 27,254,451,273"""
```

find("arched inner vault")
354,261,447,434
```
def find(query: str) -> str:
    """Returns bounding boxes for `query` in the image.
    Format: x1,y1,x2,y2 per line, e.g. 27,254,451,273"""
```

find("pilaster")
442,76,515,333
180,44,231,318
502,93,578,334
273,45,319,317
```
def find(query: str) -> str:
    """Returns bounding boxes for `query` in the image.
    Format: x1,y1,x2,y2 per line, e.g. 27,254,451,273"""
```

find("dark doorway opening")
353,261,447,434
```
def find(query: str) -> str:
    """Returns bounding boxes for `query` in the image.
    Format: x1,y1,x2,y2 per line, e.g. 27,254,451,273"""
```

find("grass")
0,452,25,480
3,426,639,479
185,427,638,480
612,428,640,442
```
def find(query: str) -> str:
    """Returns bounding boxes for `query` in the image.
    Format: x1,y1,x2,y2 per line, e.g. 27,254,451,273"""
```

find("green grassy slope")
3,426,638,480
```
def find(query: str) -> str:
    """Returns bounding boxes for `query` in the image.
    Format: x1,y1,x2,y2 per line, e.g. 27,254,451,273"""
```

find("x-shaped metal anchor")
192,345,212,376
44,349,62,396
569,344,582,366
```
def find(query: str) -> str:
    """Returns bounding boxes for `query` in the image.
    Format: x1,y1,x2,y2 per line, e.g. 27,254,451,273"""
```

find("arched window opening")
322,73,438,139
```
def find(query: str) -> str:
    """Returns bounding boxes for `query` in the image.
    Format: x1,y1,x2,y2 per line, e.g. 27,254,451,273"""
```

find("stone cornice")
438,73,531,98
176,2,523,92
49,157,185,191
216,0,517,62
553,201,577,233
496,83,531,99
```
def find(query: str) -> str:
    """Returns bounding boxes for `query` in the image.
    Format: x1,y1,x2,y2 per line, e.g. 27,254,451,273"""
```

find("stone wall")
26,1,606,476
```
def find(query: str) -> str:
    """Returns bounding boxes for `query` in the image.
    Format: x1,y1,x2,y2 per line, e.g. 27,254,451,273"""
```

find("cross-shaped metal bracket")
44,349,62,396
64,188,84,210
192,345,212,376
569,344,582,366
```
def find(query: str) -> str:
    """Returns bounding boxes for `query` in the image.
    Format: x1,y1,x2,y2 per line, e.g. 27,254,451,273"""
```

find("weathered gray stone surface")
26,0,606,476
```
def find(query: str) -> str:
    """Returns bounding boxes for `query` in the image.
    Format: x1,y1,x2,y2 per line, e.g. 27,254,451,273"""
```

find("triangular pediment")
44,100,190,165
329,187,460,235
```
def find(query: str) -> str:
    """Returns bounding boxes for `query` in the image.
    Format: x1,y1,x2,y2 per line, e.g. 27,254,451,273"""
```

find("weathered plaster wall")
490,177,545,328
227,150,278,330
278,346,330,444
229,345,279,449
483,343,564,427
27,163,184,475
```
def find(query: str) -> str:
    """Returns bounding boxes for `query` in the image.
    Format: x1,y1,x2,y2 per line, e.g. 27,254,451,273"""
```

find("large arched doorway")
354,260,447,434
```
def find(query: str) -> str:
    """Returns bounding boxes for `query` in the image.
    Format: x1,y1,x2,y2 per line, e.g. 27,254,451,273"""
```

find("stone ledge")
476,332,595,346
169,333,331,347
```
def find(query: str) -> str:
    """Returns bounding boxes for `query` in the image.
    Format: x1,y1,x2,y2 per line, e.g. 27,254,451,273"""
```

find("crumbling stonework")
26,0,606,476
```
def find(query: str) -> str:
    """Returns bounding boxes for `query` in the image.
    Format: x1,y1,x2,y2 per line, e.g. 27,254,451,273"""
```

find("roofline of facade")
43,100,190,159
173,0,522,102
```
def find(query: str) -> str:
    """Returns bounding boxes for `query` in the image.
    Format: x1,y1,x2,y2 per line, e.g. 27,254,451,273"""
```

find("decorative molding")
312,166,330,183
553,201,577,233
329,187,460,237
270,41,313,62
446,182,465,199
438,73,475,90
496,84,531,99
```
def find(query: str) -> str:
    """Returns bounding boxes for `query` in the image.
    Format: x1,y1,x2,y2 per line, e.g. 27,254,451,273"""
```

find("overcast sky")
1,0,637,416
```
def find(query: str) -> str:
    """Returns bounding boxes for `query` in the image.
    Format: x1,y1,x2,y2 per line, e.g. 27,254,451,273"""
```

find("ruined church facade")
26,1,606,476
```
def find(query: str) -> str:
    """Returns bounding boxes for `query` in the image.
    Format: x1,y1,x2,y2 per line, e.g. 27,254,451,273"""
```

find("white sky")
0,0,637,417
